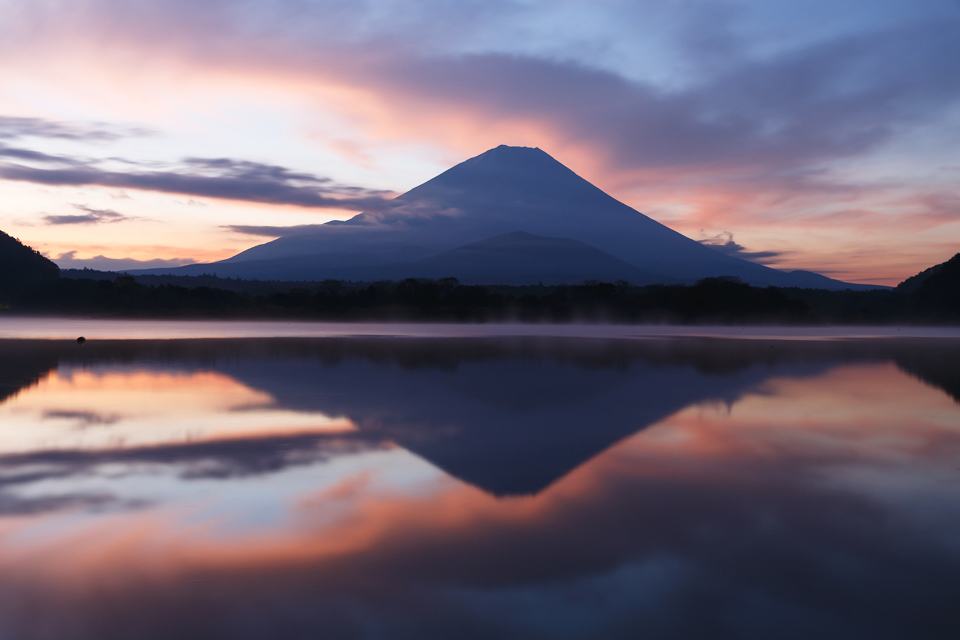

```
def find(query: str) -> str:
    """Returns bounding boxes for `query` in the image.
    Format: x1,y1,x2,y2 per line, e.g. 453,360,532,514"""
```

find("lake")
0,324,958,639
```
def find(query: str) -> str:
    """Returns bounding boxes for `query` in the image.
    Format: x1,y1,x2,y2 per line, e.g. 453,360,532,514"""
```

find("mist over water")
3,317,960,340
0,334,958,639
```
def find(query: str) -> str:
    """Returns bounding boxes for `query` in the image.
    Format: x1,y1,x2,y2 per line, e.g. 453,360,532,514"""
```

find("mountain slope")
135,146,882,289
136,233,672,284
360,232,674,285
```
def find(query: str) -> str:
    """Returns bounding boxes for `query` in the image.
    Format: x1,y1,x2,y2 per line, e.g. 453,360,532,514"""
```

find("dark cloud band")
0,157,394,211
699,232,783,263
43,204,129,225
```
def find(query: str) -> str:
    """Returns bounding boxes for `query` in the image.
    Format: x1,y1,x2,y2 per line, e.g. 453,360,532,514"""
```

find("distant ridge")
128,145,884,290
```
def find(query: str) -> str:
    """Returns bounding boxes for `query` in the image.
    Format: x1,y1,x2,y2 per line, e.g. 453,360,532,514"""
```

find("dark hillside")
897,260,945,294
0,230,60,302
911,253,960,321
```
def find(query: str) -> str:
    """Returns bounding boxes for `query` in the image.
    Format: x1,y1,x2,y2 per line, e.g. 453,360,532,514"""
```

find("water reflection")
1,368,354,453
0,337,958,639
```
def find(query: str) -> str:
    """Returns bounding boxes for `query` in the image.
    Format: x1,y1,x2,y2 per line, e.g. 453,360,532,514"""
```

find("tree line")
3,258,959,323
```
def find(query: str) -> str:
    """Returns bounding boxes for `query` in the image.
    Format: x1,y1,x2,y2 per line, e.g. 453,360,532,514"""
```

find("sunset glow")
0,357,956,619
0,368,355,453
1,1,958,283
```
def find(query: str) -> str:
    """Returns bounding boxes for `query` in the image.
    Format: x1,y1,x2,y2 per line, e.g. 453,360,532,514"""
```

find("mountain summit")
136,146,880,289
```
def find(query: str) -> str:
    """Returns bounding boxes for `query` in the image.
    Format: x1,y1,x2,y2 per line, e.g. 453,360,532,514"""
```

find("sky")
1,0,959,285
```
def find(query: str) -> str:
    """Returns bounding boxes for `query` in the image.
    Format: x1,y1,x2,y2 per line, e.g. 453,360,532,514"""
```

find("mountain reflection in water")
0,337,958,639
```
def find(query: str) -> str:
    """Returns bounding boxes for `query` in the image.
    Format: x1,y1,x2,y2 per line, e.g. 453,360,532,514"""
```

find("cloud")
43,204,129,225
903,192,960,227
180,157,376,195
699,232,783,263
0,153,396,211
43,410,123,426
0,115,153,141
5,3,960,186
43,213,108,225
0,491,140,515
225,224,326,237
358,17,960,181
0,431,386,483
11,2,959,183
0,144,87,164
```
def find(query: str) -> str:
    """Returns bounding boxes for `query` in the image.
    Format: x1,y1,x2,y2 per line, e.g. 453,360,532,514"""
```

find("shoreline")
2,317,960,340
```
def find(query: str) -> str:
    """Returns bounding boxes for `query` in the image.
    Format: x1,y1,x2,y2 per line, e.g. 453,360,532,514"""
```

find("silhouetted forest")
0,253,957,323
6,275,806,322
1,233,957,323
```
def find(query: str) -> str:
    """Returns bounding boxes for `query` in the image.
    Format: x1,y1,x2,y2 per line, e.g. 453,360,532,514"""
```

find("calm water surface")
0,332,958,639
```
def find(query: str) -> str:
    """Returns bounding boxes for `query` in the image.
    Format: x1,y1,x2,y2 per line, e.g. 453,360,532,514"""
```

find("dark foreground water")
0,334,958,639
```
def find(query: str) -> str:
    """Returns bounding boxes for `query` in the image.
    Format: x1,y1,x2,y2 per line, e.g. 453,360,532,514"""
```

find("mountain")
0,229,59,301
131,146,882,290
